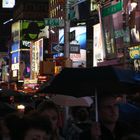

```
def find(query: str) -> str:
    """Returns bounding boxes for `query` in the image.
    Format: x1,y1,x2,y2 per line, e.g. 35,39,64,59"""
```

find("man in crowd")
80,94,139,140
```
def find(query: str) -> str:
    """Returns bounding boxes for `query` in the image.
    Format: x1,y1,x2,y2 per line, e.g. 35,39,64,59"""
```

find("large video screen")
59,26,86,67
2,0,15,8
59,26,86,49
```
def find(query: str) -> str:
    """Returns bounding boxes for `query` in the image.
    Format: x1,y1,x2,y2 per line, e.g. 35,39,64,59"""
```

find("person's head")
98,94,119,124
37,101,59,130
9,114,53,140
1,113,22,140
71,106,90,122
22,115,53,140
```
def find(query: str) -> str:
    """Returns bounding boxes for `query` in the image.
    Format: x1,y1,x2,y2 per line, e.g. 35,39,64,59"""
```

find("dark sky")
0,3,13,52
0,0,46,52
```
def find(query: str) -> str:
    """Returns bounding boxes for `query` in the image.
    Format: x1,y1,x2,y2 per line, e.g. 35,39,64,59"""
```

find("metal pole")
64,0,70,59
95,89,99,122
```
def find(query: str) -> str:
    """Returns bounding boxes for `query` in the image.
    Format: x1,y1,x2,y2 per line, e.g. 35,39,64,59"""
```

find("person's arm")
90,122,101,140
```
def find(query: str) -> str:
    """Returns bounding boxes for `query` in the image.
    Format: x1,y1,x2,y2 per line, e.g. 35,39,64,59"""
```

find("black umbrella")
40,66,138,96
38,66,139,121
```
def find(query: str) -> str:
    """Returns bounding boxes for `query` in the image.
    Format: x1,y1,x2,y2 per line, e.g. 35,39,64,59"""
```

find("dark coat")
79,121,138,140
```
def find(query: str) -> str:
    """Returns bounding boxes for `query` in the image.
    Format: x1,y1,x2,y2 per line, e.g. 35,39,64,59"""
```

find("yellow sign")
129,45,140,59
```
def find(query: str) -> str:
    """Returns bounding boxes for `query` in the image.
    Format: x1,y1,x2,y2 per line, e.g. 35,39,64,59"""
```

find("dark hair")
4,112,53,140
37,100,59,115
7,113,53,140
96,91,117,108
71,106,89,122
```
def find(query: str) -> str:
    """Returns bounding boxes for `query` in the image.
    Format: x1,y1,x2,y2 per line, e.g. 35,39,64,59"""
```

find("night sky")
0,5,13,52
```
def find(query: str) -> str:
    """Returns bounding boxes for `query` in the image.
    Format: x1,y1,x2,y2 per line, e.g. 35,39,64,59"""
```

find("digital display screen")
59,26,87,67
2,0,15,8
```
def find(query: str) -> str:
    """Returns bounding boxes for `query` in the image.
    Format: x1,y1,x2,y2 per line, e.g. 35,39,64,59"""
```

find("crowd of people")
0,93,140,140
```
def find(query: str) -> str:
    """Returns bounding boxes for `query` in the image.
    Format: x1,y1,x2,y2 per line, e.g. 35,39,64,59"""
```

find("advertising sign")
12,21,20,42
30,38,44,80
102,12,116,59
59,26,86,67
19,51,30,80
129,45,140,59
90,0,98,12
21,20,45,42
2,0,15,8
93,23,104,66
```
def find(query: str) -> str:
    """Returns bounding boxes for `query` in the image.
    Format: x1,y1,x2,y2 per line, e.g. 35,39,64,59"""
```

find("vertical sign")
93,23,104,66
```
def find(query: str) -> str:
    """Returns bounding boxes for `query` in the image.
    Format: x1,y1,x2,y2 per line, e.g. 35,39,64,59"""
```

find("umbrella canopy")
51,95,93,107
39,65,140,122
39,66,139,97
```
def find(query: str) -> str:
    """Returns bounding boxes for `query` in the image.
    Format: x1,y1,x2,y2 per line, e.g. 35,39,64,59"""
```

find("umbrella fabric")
40,66,138,97
37,75,55,93
51,95,93,107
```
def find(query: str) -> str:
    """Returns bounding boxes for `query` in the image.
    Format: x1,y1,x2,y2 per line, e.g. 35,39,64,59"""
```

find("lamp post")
64,0,70,59
64,0,87,67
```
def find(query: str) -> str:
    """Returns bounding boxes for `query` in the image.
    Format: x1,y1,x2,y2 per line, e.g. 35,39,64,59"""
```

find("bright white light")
3,18,13,25
50,29,55,34
131,2,137,10
2,0,15,8
17,104,25,110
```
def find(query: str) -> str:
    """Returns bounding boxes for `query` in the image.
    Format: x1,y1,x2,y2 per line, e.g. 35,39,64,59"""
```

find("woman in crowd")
37,100,65,140
0,112,53,140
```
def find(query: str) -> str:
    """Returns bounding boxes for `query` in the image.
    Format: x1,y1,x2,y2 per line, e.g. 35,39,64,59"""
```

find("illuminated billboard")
59,26,86,67
2,0,15,8
90,0,98,12
30,38,44,80
131,26,140,44
11,41,20,71
12,21,20,42
19,51,30,79
21,20,45,41
129,45,140,59
93,23,104,66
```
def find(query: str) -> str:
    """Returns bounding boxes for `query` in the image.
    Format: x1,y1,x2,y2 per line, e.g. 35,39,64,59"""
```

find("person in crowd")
1,112,53,140
63,106,92,140
79,93,139,140
37,100,65,140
